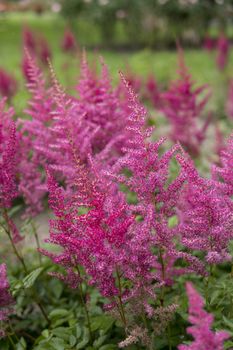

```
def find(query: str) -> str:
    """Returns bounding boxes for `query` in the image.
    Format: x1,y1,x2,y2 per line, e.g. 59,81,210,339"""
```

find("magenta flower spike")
161,49,210,157
61,28,77,53
0,264,14,338
216,33,229,71
178,282,229,350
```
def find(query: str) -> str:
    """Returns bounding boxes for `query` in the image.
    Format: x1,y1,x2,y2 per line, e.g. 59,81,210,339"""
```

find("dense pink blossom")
203,35,216,51
22,26,36,55
19,54,131,215
144,74,162,108
0,69,17,100
0,99,17,208
216,33,229,71
178,282,229,350
41,162,135,298
18,54,54,216
0,264,14,337
177,152,233,264
38,36,52,65
225,79,233,119
76,55,128,158
61,28,77,52
111,76,205,280
212,134,233,197
161,51,210,157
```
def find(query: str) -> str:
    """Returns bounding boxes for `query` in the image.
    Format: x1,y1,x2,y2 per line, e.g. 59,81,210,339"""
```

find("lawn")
0,12,233,113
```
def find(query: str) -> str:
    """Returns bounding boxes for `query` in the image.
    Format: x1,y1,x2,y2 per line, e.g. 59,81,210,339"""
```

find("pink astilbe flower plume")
0,69,17,101
38,36,52,65
203,34,216,52
178,282,229,350
0,99,23,243
76,54,128,159
111,74,205,282
61,28,77,53
19,54,130,215
0,100,18,209
212,134,233,197
144,74,162,109
216,32,229,71
18,53,54,216
0,264,14,338
41,157,136,300
22,26,36,55
226,79,233,120
177,151,233,264
161,48,210,157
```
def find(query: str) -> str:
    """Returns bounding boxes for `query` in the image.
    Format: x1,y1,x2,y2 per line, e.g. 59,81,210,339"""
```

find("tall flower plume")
0,264,14,338
161,49,210,157
177,151,233,264
178,282,229,350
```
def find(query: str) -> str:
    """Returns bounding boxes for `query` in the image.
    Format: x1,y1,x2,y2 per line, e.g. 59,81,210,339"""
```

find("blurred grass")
0,12,232,114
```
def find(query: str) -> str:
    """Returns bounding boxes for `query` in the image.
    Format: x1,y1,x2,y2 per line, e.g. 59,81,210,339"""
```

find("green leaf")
16,337,27,350
42,329,50,339
50,338,66,350
93,335,108,348
168,215,178,228
69,335,77,347
91,315,114,333
49,309,70,320
22,267,44,289
76,327,90,349
51,327,72,341
99,346,117,350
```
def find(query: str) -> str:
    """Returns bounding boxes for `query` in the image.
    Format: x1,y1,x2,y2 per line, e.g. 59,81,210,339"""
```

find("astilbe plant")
178,282,229,350
38,36,52,65
0,264,14,338
0,98,23,244
226,79,233,120
39,77,192,347
76,54,128,160
19,54,131,216
216,33,229,71
61,28,77,53
177,152,233,264
111,75,206,283
0,69,17,102
203,34,216,52
18,54,54,216
161,50,210,157
144,74,162,109
212,133,233,203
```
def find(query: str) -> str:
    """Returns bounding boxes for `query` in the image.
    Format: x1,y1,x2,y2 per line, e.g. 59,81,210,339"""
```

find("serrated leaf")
49,309,70,320
16,337,27,350
93,335,108,348
50,338,66,350
69,335,77,347
51,327,71,341
42,329,50,338
22,267,44,289
99,345,117,350
76,327,90,349
91,315,114,333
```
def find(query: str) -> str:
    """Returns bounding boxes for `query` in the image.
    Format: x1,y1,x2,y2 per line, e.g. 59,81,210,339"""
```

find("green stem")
2,209,49,325
116,268,127,329
31,221,42,265
76,267,93,342
159,249,172,349
159,248,165,306
205,264,214,307
7,334,16,349
1,209,28,273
